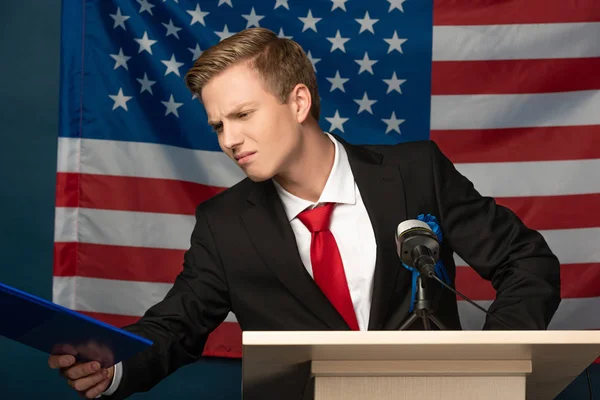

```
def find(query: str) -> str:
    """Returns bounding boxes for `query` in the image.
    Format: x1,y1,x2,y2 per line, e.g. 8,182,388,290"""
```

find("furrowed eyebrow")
207,102,257,126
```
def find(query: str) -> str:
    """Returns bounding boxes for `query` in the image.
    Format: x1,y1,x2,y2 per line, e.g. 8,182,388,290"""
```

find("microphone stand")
398,274,447,331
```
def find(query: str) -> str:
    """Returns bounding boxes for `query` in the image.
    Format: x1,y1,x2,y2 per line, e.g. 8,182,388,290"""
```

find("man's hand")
48,355,114,399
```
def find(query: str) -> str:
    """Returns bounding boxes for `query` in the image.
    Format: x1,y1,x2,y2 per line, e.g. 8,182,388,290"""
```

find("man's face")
201,62,304,182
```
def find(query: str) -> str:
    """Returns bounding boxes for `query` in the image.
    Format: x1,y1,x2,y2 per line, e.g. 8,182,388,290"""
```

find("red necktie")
297,203,360,330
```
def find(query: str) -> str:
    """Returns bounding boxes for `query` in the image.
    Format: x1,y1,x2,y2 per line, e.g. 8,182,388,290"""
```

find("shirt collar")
273,133,357,222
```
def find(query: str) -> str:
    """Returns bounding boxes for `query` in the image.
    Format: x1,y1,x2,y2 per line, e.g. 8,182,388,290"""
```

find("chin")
244,168,275,183
246,174,271,183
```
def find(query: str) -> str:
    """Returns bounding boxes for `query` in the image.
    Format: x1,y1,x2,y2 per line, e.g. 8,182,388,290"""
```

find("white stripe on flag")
54,207,600,265
54,207,78,242
77,208,195,250
455,159,600,198
58,138,246,187
458,297,600,330
53,276,237,322
57,137,80,173
433,22,600,61
431,90,600,130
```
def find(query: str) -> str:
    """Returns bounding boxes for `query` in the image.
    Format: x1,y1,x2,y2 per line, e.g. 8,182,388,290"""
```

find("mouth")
234,151,256,165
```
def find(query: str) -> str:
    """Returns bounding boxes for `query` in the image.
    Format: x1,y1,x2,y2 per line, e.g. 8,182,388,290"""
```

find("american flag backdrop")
54,0,600,359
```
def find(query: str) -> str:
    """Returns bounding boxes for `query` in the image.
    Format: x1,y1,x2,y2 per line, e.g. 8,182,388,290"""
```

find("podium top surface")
242,331,600,400
243,330,600,346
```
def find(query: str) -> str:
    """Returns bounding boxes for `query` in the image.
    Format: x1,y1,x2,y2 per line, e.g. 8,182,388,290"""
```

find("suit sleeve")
429,141,561,330
104,207,231,399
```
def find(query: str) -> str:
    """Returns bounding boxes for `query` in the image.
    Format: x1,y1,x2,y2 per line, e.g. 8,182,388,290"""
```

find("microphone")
395,219,512,330
395,220,440,280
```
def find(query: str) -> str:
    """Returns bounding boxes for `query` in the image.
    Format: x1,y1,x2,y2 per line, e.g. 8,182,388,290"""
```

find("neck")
273,123,335,203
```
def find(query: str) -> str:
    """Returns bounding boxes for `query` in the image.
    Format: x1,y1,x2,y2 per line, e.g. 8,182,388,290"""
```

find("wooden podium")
242,331,600,400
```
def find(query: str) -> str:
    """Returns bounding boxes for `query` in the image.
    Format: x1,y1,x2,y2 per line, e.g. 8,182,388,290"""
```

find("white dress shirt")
272,133,377,331
102,133,377,396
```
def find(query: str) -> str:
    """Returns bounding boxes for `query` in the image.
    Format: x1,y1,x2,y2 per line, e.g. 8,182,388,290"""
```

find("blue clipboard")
0,281,153,368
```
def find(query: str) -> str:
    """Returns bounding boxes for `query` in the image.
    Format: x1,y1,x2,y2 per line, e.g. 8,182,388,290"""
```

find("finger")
48,355,76,369
64,361,102,380
68,368,109,393
84,376,111,399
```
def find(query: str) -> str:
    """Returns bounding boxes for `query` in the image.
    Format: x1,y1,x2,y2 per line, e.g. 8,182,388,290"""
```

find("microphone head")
395,219,440,267
396,220,432,237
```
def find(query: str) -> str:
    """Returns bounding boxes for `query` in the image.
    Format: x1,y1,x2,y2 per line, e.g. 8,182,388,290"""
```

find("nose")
220,122,244,150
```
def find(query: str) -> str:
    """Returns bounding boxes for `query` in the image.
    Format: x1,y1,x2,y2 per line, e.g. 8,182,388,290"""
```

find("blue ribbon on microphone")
400,214,452,312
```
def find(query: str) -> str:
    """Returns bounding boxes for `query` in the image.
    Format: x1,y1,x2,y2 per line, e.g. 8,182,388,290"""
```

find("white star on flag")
109,88,132,111
162,94,183,117
354,92,377,114
331,0,349,11
274,0,289,10
109,7,130,30
162,19,182,39
383,72,406,94
215,25,236,41
382,111,405,134
137,0,155,15
242,7,265,28
326,110,349,133
299,10,321,32
387,0,408,12
327,30,350,53
277,28,293,39
326,71,349,92
188,43,202,60
187,4,209,26
307,50,320,72
134,31,157,54
110,48,131,70
218,0,233,6
161,54,184,76
355,11,379,34
137,73,156,95
355,52,378,75
384,31,408,54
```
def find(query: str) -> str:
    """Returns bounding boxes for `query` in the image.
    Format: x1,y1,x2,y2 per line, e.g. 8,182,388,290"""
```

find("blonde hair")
184,27,320,121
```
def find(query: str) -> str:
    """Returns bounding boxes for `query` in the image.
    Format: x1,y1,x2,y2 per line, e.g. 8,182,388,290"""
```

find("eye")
238,111,251,119
212,123,223,134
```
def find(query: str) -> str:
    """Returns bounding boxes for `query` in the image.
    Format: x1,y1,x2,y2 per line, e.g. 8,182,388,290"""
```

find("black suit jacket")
105,138,561,399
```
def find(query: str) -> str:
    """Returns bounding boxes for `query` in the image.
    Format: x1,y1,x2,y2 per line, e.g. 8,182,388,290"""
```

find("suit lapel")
342,141,412,330
241,180,349,330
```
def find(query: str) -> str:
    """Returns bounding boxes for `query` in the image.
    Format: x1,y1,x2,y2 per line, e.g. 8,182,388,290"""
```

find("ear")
289,83,312,124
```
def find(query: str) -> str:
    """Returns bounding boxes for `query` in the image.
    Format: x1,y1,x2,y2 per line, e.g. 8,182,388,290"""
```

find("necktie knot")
297,203,335,233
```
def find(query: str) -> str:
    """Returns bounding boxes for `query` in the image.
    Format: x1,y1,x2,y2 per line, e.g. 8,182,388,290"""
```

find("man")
48,27,561,399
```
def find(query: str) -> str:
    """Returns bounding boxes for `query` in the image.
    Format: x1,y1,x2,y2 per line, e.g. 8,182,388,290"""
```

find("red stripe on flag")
562,264,600,299
54,242,185,283
432,58,600,95
455,263,600,301
55,173,226,215
55,172,79,207
54,242,78,276
433,0,600,25
76,311,241,358
431,125,600,163
495,194,600,231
